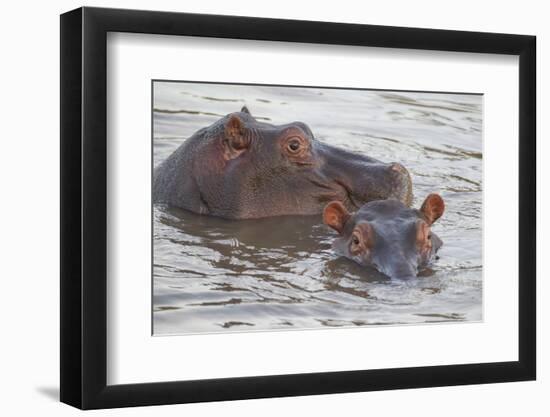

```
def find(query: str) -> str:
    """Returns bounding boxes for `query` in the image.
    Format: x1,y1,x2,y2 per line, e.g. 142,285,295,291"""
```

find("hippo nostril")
389,162,407,174
388,163,410,184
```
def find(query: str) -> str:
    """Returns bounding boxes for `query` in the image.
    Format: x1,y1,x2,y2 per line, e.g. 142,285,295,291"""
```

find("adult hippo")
323,194,445,279
153,107,412,219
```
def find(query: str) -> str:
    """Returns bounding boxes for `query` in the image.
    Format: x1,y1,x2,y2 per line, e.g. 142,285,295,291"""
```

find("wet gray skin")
153,107,412,219
323,194,445,280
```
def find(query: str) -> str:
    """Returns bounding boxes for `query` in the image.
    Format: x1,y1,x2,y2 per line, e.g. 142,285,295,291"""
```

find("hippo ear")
420,193,445,225
240,106,251,115
323,201,351,234
223,115,250,158
225,114,245,140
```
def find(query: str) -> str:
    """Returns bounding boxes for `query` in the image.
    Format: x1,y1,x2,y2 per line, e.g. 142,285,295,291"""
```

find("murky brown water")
153,81,482,335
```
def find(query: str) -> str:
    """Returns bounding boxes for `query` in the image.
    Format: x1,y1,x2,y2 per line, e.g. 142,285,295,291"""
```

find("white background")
108,34,518,384
0,0,546,416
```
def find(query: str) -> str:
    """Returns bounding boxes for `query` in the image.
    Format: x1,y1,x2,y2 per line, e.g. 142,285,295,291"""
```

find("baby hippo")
323,194,445,280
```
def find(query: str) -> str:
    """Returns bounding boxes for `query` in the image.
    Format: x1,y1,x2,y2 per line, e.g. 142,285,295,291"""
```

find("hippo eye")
350,232,362,255
287,138,302,153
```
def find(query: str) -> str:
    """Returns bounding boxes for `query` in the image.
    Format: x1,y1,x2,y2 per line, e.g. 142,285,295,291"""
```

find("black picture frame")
60,6,536,410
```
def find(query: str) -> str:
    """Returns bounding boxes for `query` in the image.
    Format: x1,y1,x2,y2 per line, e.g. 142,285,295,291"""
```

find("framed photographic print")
60,6,536,409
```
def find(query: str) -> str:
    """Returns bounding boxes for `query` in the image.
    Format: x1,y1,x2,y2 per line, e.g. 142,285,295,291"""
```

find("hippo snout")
334,161,414,211
388,162,413,206
377,258,418,281
351,162,413,208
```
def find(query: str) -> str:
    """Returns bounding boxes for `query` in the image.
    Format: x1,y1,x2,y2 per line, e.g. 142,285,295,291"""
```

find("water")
153,81,483,335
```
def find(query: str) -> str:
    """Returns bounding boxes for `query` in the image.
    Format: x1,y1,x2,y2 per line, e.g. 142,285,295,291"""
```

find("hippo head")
323,194,445,279
153,107,412,219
